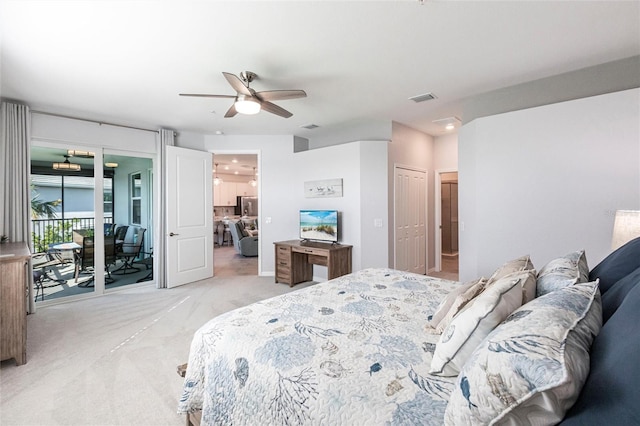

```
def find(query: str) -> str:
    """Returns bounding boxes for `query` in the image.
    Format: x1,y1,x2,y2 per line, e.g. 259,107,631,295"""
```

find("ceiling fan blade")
255,89,307,102
222,72,252,96
259,100,293,118
179,93,235,98
224,103,238,118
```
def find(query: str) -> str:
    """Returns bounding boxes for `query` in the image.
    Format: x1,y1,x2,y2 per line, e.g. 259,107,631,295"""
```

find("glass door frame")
31,141,158,303
103,148,156,294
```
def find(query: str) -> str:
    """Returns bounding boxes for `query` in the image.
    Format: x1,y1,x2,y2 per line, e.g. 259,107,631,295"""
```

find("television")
300,210,339,243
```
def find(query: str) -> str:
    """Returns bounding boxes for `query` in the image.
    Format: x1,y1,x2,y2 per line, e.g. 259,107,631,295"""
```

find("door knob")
169,232,179,237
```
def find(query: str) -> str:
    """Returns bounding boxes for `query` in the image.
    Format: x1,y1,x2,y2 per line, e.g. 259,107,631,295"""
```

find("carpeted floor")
0,273,313,426
2,246,456,426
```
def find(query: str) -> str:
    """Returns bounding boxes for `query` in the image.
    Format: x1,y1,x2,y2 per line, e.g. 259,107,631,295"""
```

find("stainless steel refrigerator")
237,196,258,216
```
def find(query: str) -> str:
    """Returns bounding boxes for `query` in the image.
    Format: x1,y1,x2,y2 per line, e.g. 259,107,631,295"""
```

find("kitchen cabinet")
213,182,237,206
236,182,257,197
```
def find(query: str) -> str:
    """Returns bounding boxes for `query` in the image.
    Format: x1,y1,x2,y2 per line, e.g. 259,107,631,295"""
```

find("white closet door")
395,166,427,275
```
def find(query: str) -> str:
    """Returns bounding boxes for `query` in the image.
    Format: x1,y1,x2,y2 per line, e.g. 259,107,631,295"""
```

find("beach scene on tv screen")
300,210,338,241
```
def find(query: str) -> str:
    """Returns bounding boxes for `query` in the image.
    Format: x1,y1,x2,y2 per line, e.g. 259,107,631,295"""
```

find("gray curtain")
157,128,175,289
1,101,35,312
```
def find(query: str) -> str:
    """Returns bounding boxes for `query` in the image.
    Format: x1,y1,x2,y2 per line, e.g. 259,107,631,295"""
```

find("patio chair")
75,235,118,286
75,235,95,286
112,226,146,275
32,252,65,301
104,234,117,283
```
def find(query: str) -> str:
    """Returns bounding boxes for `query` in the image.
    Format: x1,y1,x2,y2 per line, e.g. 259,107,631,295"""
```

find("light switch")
374,218,383,228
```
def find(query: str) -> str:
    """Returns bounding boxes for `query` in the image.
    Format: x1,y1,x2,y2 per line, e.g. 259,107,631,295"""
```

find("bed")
178,237,640,425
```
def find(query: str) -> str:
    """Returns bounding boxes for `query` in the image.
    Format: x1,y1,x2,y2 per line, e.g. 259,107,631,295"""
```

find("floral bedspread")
178,268,461,425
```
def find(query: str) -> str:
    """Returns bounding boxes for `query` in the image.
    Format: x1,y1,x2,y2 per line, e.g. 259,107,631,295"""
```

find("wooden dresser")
274,240,352,287
0,241,30,366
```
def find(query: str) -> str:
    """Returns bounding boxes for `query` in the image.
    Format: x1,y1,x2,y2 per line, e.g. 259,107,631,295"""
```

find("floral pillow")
536,250,589,297
444,280,602,425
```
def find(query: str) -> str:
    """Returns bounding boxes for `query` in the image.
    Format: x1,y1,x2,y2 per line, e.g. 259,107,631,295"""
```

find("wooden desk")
274,240,352,287
0,242,30,366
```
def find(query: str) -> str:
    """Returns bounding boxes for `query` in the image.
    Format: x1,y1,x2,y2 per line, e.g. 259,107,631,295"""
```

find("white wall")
191,135,390,279
433,133,458,171
459,88,640,281
294,140,389,276
196,134,296,276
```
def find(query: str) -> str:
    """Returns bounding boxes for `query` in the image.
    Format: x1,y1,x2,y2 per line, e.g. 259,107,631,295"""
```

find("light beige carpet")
0,274,313,426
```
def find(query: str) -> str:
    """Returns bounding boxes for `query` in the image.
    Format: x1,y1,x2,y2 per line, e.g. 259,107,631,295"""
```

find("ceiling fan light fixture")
235,96,261,115
53,155,81,171
67,149,95,158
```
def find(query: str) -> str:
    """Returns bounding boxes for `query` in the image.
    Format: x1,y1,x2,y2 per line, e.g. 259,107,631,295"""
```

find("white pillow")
488,255,534,283
430,275,524,376
444,281,602,425
500,269,537,305
425,278,487,334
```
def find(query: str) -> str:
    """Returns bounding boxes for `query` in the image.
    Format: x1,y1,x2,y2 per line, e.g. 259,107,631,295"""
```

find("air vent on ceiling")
301,123,319,130
409,92,437,103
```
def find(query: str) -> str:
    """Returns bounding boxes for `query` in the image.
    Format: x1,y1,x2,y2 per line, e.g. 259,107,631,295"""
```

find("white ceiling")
1,1,639,141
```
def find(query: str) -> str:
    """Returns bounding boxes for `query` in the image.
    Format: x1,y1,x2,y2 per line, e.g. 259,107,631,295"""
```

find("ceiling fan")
179,71,306,118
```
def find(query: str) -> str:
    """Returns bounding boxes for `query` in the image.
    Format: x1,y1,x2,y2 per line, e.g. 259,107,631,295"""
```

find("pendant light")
213,163,223,186
248,167,258,187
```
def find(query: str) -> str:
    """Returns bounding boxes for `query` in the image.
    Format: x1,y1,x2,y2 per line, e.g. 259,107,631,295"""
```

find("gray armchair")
228,221,258,257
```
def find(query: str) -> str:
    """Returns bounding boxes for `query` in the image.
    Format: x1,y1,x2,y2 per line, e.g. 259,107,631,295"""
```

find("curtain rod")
31,110,160,134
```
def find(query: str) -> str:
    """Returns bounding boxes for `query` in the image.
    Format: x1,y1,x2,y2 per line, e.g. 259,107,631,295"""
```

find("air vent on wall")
409,92,437,103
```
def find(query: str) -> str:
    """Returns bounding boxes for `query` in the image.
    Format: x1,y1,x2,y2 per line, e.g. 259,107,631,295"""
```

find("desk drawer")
276,256,291,268
292,246,328,257
276,265,291,281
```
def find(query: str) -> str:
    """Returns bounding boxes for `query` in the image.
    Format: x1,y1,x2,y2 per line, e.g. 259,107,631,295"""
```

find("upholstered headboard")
560,237,640,424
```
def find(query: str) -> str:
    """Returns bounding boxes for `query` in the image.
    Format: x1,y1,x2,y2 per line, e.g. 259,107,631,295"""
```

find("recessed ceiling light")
433,116,461,130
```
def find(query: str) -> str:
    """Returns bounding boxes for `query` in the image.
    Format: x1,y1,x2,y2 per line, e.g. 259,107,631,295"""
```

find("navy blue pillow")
601,265,640,323
589,236,640,294
560,279,640,424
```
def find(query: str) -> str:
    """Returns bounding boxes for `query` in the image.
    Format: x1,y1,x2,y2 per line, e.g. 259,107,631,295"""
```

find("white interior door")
166,146,213,288
394,166,427,274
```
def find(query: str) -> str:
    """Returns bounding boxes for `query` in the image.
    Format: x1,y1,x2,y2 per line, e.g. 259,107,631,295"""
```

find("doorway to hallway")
436,170,459,280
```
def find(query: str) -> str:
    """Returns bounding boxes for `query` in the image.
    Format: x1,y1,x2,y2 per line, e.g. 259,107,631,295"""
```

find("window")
130,172,142,225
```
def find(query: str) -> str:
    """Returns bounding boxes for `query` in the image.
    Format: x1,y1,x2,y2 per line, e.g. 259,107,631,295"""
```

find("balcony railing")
31,217,114,253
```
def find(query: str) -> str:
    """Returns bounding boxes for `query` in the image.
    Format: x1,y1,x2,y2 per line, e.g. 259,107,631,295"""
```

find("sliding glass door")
31,145,155,303
31,146,98,301
103,151,154,290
